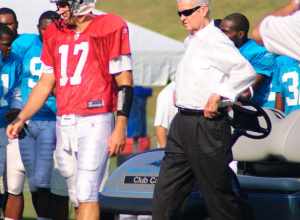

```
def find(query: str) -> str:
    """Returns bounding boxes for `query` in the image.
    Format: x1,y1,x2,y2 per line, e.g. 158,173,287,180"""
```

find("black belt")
179,108,204,116
178,107,228,116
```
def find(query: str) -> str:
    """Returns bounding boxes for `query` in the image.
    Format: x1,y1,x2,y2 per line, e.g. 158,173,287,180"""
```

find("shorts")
55,113,113,206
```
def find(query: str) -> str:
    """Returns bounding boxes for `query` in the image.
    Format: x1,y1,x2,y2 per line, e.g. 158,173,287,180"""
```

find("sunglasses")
178,6,201,17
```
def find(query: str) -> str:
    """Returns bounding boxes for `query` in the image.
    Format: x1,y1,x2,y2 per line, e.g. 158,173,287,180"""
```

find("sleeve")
109,23,131,60
211,40,256,101
108,22,132,74
40,26,55,72
154,90,169,129
259,12,300,61
109,55,132,74
251,51,275,77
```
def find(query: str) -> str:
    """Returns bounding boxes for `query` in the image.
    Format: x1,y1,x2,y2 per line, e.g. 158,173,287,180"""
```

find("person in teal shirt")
220,13,277,108
0,22,22,214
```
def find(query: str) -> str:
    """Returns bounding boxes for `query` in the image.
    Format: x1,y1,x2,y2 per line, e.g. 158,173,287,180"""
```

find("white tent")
1,0,184,86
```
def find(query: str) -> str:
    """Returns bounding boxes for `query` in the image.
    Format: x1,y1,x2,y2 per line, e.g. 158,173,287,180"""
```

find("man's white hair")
176,0,209,6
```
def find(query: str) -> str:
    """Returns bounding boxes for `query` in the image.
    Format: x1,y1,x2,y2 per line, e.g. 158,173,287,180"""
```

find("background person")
252,0,300,61
154,81,177,148
0,23,22,219
220,13,277,109
152,0,256,220
0,7,40,220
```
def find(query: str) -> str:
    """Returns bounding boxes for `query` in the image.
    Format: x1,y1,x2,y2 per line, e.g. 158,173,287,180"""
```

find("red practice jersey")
41,14,131,116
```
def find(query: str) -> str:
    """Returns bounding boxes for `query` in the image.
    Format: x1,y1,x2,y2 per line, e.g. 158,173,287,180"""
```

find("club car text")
124,176,158,185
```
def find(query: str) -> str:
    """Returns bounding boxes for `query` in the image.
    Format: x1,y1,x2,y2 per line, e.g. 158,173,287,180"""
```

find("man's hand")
291,0,300,8
204,94,221,119
6,117,26,140
108,121,127,157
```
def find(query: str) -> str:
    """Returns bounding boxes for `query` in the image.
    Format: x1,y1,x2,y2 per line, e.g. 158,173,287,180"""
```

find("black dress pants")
152,111,247,220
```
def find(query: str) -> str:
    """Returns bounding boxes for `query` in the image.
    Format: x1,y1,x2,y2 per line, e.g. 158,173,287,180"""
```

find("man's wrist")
115,115,128,131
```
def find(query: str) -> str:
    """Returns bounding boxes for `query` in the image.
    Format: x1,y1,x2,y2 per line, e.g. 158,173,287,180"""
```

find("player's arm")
252,0,300,43
156,126,167,148
252,74,269,91
108,70,133,156
6,73,55,139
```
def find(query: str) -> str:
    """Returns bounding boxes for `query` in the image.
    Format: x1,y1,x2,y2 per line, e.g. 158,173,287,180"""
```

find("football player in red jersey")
6,0,133,219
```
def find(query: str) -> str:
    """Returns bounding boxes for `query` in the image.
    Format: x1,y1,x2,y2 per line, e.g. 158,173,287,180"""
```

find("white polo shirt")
259,11,300,61
175,21,256,110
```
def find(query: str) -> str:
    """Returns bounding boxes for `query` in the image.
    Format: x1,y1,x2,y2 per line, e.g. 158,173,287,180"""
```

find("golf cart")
99,99,300,220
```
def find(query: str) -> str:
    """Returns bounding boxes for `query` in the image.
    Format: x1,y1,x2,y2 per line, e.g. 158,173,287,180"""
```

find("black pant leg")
152,152,194,220
190,150,244,220
184,115,244,220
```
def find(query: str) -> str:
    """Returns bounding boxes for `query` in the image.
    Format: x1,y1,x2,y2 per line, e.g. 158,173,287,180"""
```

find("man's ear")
238,31,246,39
200,5,209,18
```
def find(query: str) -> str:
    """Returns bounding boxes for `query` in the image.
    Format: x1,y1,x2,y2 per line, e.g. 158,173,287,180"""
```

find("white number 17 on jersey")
58,42,89,86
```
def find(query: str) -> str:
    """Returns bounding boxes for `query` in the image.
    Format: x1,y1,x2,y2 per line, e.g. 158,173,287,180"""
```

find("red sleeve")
41,23,56,68
97,14,131,60
108,23,131,60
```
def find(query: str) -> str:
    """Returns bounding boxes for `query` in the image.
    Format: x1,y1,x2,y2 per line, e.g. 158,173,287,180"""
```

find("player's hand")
108,126,126,157
204,94,221,119
6,117,26,140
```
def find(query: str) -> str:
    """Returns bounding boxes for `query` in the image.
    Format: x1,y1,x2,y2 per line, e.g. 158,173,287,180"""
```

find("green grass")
24,0,289,218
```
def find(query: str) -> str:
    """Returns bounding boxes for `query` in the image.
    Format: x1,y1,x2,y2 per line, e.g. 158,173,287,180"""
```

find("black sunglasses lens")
178,6,200,17
178,9,192,17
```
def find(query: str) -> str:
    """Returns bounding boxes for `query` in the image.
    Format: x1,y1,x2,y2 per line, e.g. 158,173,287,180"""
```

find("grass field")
23,0,289,218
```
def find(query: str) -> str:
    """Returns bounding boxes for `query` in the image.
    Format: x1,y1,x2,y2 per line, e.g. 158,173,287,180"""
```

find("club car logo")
124,176,158,185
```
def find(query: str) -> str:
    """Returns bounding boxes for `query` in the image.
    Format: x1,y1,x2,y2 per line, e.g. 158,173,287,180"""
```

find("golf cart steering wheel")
229,97,272,139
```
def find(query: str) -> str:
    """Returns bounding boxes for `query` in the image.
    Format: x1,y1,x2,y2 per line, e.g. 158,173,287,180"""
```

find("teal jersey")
0,52,22,127
239,39,277,108
274,56,300,115
21,35,56,120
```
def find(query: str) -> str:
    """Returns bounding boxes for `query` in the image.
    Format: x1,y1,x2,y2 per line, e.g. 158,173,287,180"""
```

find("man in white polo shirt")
152,0,256,220
252,0,300,61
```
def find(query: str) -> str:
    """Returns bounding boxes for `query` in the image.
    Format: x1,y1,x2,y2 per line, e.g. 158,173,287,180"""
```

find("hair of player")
0,23,14,38
223,13,250,35
38,10,60,25
0,7,18,23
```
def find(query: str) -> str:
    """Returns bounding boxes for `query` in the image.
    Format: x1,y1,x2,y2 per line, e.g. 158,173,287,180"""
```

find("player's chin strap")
117,85,133,117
